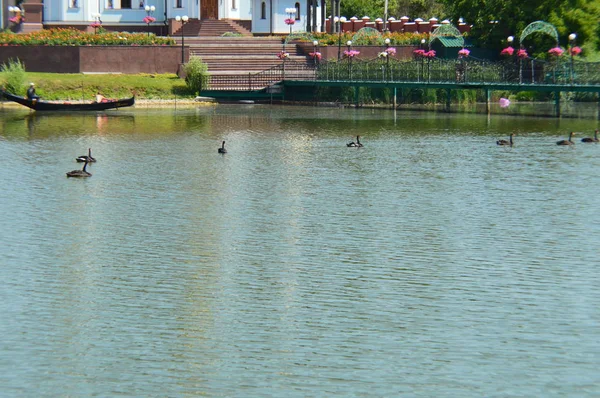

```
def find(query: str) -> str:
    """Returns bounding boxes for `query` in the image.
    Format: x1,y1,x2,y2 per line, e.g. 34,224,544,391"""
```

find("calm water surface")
1,105,599,397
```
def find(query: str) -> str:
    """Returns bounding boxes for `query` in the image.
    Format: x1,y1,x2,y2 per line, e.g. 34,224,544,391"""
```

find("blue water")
0,105,599,397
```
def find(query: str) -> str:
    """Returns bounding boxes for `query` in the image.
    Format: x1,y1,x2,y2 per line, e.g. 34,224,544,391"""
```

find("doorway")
200,0,218,19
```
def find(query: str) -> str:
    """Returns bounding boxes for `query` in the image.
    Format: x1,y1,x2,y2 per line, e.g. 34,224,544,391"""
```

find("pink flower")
500,46,514,56
343,50,360,58
90,22,102,29
424,50,436,58
458,48,470,58
569,46,582,56
143,16,156,24
499,98,510,108
309,51,322,60
548,47,564,57
517,49,528,59
284,18,295,25
277,51,289,60
385,47,397,56
413,49,426,57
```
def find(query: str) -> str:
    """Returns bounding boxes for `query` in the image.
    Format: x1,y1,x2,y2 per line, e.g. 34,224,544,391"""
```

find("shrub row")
0,28,176,46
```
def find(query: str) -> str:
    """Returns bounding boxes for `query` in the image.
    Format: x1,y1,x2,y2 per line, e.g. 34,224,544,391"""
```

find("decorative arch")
519,21,559,46
430,24,464,48
351,27,383,45
284,32,316,46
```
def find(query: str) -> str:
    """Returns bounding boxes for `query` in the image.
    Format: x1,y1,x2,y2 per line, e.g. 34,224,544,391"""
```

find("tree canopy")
340,0,447,21
338,0,600,57
439,0,600,54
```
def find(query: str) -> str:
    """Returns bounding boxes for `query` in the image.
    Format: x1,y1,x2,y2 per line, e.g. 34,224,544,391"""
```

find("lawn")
0,72,192,100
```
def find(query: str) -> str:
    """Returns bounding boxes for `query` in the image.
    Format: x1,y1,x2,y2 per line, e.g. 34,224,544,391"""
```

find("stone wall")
0,46,188,74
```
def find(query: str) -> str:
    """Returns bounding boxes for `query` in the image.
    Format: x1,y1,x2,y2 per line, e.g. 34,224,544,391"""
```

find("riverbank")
0,72,193,101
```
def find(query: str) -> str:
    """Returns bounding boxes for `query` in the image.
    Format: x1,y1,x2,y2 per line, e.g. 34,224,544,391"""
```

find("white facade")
41,0,322,34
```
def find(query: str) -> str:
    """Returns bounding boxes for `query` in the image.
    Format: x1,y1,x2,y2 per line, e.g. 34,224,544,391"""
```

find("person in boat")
95,92,108,103
26,83,40,101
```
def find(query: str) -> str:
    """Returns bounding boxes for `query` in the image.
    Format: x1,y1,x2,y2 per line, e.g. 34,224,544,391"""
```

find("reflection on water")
0,105,599,397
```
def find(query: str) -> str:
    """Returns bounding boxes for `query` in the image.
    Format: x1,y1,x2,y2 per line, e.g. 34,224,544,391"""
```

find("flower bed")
0,28,175,46
311,31,428,46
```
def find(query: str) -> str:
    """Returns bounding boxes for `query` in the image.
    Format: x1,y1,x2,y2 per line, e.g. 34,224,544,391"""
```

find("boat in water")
1,90,135,111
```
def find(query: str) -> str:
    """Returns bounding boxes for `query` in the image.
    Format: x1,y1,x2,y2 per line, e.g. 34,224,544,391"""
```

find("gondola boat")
1,90,134,111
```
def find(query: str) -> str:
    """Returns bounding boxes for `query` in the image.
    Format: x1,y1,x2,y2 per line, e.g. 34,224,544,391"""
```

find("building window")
176,0,182,8
120,0,131,8
231,0,236,10
295,2,300,20
69,0,78,8
260,1,266,19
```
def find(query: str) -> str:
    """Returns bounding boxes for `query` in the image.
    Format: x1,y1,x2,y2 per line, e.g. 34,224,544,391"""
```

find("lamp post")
175,15,189,64
346,40,353,79
8,6,22,22
506,35,517,83
144,5,155,37
384,38,391,80
285,7,296,36
334,16,346,60
569,33,576,84
312,39,319,65
91,12,102,34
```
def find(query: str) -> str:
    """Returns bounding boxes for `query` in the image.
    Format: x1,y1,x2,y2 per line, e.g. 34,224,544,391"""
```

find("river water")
1,104,599,397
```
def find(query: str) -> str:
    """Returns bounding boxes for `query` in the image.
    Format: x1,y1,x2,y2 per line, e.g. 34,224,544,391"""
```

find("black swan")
67,160,92,178
557,132,576,146
581,129,599,143
218,141,227,154
347,135,363,147
76,148,96,162
497,133,515,146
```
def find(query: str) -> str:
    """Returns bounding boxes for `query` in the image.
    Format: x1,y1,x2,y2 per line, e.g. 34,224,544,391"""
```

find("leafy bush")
183,56,209,93
0,58,26,95
221,32,243,37
312,31,428,46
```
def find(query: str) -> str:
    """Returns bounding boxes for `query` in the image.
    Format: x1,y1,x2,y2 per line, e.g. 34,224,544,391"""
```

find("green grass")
0,72,192,100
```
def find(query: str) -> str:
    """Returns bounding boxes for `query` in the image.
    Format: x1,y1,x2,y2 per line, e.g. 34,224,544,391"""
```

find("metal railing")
203,58,600,91
309,57,600,86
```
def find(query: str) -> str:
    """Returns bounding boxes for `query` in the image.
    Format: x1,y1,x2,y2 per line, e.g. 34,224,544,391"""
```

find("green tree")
440,0,600,53
340,0,447,20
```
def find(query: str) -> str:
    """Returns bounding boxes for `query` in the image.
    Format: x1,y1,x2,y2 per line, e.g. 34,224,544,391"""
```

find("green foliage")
440,0,600,53
339,0,447,20
0,28,176,46
313,31,427,46
183,57,210,93
0,58,26,95
221,32,243,37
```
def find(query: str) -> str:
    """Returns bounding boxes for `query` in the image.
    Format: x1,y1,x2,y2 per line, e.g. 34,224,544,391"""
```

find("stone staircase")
181,37,307,74
172,19,252,37
174,37,317,91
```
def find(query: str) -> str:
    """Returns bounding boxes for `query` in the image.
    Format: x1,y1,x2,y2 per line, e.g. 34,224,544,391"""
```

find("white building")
35,0,324,35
